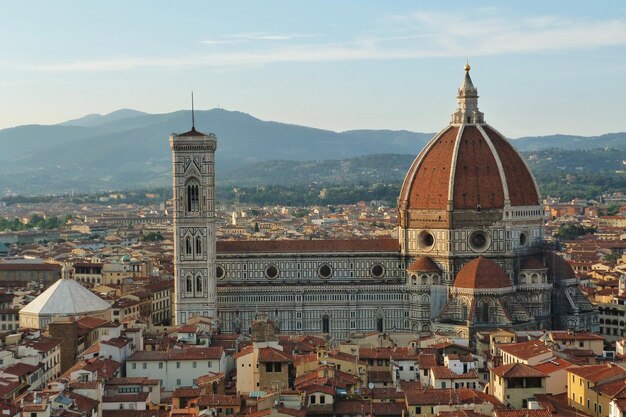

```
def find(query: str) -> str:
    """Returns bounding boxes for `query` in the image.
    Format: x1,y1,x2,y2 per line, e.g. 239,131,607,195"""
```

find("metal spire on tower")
191,91,195,130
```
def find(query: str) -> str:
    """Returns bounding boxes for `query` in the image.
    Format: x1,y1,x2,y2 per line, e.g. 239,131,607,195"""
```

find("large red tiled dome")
399,66,540,212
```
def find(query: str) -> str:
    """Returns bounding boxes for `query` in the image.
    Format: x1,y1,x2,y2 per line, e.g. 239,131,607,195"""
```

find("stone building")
170,65,598,342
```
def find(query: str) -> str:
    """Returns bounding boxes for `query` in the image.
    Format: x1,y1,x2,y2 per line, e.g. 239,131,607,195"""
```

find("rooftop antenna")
191,91,195,130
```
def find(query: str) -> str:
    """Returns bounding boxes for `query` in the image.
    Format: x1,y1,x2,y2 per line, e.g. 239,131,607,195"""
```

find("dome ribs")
483,126,540,206
406,126,460,210
452,126,504,210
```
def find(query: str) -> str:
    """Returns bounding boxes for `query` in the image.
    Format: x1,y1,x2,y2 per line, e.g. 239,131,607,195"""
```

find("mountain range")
0,108,624,194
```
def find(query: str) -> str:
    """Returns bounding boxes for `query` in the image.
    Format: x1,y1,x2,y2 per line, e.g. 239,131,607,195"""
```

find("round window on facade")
318,264,333,279
418,230,435,250
370,263,385,278
519,232,528,247
265,264,279,280
469,230,490,252
216,265,225,280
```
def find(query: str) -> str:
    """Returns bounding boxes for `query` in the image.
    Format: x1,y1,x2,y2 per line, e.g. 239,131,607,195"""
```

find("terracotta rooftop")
498,339,551,360
128,347,224,361
217,238,399,254
494,410,552,417
407,256,441,273
491,363,547,378
569,364,626,384
257,347,292,363
197,394,242,407
520,256,546,270
550,331,605,341
453,257,511,289
533,358,576,374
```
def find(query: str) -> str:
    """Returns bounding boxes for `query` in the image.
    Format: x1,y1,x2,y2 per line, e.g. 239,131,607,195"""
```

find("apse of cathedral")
170,65,598,342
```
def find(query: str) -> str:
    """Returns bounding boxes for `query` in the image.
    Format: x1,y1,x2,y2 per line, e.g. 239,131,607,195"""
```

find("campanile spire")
451,63,484,124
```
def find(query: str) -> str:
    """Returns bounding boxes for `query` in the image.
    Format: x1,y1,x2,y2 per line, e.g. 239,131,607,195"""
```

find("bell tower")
170,109,217,325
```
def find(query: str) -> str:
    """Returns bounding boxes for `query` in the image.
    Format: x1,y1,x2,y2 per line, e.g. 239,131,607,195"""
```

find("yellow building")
567,364,626,417
490,363,547,409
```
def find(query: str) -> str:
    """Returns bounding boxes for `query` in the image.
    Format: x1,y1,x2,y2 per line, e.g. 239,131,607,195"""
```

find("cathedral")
169,65,598,342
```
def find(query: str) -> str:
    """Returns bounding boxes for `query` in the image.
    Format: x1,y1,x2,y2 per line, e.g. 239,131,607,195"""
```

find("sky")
1,1,626,137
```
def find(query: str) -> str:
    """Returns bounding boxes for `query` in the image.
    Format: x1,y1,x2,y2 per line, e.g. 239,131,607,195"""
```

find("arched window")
322,316,330,333
196,276,202,293
186,277,193,293
185,237,192,255
481,302,490,323
376,317,384,333
186,180,200,213
195,236,202,255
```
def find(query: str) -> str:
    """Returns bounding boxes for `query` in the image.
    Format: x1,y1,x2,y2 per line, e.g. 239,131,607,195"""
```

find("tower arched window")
376,317,384,333
195,236,202,255
186,180,200,213
196,276,202,293
186,277,193,294
185,237,192,255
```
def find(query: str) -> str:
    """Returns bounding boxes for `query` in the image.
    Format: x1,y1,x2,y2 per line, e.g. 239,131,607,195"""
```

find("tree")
142,231,164,242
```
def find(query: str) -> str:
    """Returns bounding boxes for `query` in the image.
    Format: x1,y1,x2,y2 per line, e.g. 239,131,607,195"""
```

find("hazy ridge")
0,108,624,194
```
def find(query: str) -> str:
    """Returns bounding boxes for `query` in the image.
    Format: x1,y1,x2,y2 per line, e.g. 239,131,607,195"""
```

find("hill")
0,108,624,194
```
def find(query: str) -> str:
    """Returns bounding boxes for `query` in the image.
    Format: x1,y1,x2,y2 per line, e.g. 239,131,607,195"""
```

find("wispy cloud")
201,32,318,45
19,12,626,71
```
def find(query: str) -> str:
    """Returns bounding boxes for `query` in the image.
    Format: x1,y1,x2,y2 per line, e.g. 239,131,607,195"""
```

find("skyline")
1,1,626,137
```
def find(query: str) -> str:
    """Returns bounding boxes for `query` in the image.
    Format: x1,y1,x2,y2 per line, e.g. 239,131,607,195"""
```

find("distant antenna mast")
191,91,195,130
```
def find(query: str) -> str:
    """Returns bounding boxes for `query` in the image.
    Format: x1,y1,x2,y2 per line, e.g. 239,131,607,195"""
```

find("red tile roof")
257,347,291,363
520,256,546,270
407,256,441,273
452,126,505,209
550,331,605,341
498,340,551,360
568,364,626,384
533,358,576,374
217,239,399,253
494,410,552,417
454,257,511,289
128,347,224,361
197,394,242,407
402,126,458,210
483,126,539,206
491,363,547,378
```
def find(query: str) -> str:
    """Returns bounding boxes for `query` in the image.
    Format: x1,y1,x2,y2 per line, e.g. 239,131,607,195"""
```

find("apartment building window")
132,363,136,369
177,362,181,369
193,361,197,368
176,379,181,386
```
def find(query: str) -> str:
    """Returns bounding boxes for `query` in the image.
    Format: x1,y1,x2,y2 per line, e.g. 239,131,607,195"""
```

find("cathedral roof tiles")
217,238,398,254
453,257,511,289
407,256,441,272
